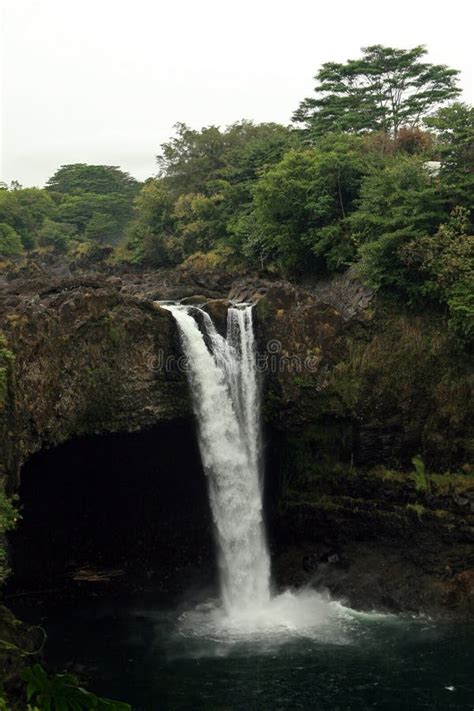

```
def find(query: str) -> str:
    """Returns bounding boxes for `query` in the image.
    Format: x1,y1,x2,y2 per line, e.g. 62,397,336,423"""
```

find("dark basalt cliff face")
0,284,191,484
250,280,473,617
0,259,473,617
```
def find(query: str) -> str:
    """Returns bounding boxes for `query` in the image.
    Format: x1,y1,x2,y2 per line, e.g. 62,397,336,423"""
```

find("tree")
352,155,444,291
425,103,474,222
294,45,460,138
242,134,366,273
0,188,54,249
122,180,178,266
119,122,296,267
55,192,133,241
131,179,176,235
84,212,120,245
45,164,139,246
0,223,24,256
37,219,76,252
156,121,295,197
399,207,474,342
45,164,139,197
395,127,433,155
157,123,228,196
173,192,225,253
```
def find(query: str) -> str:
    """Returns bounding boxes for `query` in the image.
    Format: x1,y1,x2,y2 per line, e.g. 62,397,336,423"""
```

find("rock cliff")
0,260,473,616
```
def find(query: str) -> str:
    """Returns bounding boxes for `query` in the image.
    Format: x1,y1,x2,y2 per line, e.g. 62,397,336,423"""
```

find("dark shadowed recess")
6,421,217,604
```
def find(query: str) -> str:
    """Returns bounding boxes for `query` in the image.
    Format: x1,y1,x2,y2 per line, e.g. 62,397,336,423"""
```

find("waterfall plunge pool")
12,588,474,711
8,301,474,708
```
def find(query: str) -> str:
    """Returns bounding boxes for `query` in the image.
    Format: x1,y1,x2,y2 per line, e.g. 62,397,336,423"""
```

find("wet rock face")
201,299,231,337
0,263,241,485
180,295,208,306
254,280,473,618
1,264,473,617
268,464,474,618
254,282,472,473
2,267,471,483
0,281,192,482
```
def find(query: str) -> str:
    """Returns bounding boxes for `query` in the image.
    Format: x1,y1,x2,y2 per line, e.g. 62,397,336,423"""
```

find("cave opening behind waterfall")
7,421,217,601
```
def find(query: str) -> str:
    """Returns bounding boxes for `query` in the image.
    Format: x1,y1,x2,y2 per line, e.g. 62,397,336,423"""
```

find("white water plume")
162,303,270,614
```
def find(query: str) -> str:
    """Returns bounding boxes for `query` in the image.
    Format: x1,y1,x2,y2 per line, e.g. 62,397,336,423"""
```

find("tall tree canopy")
293,45,460,138
236,134,367,272
156,121,295,196
0,223,24,256
46,164,139,197
425,103,474,222
0,188,54,249
45,164,141,246
124,121,296,265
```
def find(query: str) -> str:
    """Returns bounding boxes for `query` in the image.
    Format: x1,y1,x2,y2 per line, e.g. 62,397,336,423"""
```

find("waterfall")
163,301,343,639
162,303,271,615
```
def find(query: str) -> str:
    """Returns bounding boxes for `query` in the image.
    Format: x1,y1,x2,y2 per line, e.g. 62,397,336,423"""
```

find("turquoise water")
18,593,474,711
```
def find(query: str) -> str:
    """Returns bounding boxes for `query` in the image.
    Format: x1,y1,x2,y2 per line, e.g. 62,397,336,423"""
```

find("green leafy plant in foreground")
21,665,131,711
0,694,39,710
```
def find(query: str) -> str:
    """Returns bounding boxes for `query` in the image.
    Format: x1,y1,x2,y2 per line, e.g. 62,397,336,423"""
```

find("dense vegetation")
0,165,139,256
1,45,472,343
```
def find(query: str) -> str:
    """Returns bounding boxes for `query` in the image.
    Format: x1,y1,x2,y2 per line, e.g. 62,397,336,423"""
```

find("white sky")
1,0,473,187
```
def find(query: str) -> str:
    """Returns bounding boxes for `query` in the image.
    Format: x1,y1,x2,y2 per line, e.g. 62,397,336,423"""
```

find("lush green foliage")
45,164,138,198
0,189,54,250
425,103,474,222
37,220,75,253
293,45,460,138
0,490,18,585
400,207,474,340
0,165,140,255
48,165,140,247
351,155,445,291
238,134,366,273
1,45,471,343
0,224,23,257
121,121,296,266
156,121,294,196
21,665,131,711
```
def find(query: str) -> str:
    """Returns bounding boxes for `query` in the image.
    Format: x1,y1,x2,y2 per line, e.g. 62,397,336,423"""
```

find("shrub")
0,224,23,257
21,664,131,711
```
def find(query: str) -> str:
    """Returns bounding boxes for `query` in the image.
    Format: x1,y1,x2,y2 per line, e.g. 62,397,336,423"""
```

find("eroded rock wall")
1,263,473,616
0,281,191,484
251,281,474,616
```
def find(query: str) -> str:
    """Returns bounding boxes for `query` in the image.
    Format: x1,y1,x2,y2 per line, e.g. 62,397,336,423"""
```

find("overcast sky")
1,0,473,187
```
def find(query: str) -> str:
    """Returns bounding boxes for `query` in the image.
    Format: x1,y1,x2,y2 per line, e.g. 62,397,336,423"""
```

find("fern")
21,665,131,711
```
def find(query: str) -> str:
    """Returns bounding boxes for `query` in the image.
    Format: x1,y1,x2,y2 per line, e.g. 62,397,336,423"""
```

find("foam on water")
177,590,353,646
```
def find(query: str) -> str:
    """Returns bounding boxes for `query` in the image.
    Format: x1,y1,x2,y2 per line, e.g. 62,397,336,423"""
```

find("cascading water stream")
162,303,270,615
163,300,350,639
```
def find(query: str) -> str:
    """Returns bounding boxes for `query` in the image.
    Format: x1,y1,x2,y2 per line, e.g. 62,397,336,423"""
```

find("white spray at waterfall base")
162,302,349,640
